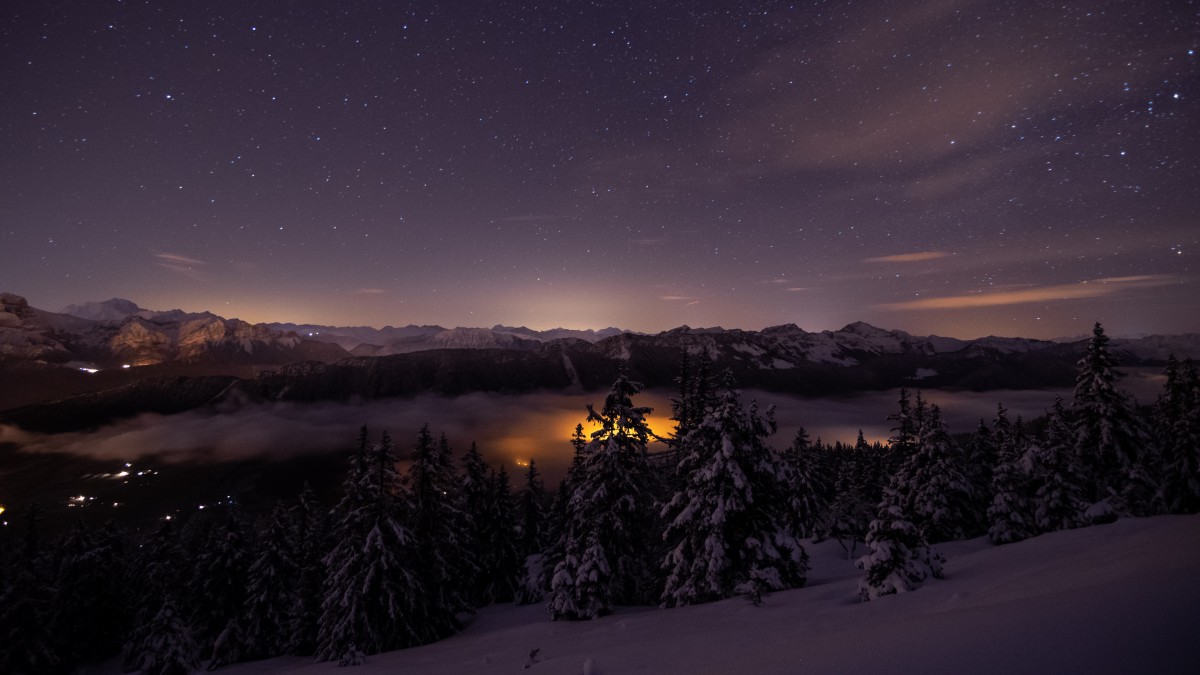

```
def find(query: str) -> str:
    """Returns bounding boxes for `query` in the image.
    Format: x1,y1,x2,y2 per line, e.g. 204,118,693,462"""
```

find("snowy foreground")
216,516,1198,675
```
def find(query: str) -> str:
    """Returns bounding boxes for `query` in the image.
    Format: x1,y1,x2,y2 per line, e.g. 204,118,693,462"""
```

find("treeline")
1,322,1197,672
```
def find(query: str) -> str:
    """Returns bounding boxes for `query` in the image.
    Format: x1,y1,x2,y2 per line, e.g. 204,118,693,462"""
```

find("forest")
1,322,1197,673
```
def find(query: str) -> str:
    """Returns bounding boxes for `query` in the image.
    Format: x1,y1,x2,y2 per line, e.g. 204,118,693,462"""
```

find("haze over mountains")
3,291,1199,432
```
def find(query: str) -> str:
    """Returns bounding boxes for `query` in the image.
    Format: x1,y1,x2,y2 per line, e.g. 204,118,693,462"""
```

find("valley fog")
7,378,1165,485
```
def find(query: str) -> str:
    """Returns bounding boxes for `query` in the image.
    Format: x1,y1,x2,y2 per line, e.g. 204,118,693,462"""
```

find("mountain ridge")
5,291,1200,431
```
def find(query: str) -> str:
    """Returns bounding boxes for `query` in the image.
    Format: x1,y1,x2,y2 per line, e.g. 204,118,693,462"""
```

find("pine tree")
669,348,695,444
779,427,828,538
857,484,943,601
886,388,919,465
517,459,546,559
459,442,496,607
660,375,808,607
407,428,475,635
485,464,522,603
547,372,659,619
125,517,189,673
126,595,198,675
514,458,547,605
0,504,59,675
1073,322,1152,516
1030,398,1085,533
824,436,875,557
1156,357,1200,513
317,429,425,664
49,520,129,666
987,405,1035,544
289,482,328,656
188,506,251,656
897,402,974,544
669,349,717,443
234,503,300,663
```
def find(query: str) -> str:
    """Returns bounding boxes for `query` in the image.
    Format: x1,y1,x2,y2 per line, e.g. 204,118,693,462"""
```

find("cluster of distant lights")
90,461,158,482
17,458,238,522
164,495,238,521
78,364,132,374
67,494,119,509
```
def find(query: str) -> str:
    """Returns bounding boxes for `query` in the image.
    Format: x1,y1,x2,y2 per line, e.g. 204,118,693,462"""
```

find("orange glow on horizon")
492,391,674,469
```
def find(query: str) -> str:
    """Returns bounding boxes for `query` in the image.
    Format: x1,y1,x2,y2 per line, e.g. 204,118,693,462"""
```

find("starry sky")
2,0,1197,339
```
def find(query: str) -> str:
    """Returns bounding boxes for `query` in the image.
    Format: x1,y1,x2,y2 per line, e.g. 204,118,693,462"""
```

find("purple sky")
2,0,1197,338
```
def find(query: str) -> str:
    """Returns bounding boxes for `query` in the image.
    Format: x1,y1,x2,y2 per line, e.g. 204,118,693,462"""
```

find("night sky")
2,0,1197,339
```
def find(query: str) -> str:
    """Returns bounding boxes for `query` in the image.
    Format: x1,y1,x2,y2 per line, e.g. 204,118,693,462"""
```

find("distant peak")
841,321,881,331
59,297,143,321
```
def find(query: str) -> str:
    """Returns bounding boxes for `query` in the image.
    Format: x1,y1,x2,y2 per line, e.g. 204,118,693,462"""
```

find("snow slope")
223,515,1199,675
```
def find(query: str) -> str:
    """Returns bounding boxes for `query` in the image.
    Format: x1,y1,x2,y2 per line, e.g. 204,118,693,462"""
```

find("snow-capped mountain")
263,321,629,352
6,291,1199,430
57,297,144,322
2,293,348,368
349,327,545,356
594,321,1062,370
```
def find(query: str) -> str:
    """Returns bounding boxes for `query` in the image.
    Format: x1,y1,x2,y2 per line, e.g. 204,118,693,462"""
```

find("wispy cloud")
155,252,206,265
864,251,951,264
661,295,699,303
878,275,1182,311
154,252,207,279
352,288,386,295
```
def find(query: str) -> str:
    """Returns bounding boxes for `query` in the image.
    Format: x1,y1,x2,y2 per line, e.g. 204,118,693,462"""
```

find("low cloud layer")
6,381,1153,485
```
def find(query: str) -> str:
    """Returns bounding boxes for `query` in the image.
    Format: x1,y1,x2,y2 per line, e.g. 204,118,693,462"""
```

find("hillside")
221,515,1199,675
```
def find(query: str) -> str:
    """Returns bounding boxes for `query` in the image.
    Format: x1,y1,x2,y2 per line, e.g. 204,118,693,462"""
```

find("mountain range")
3,292,1198,432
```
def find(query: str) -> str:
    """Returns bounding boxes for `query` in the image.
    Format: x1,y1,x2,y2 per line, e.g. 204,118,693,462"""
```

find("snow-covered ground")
218,515,1199,675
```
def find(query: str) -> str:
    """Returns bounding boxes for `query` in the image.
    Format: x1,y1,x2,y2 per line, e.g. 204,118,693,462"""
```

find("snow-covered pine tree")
125,517,190,672
1155,356,1200,513
535,453,577,603
547,372,659,619
669,349,718,444
1073,322,1153,517
857,484,944,601
660,374,808,607
0,504,59,675
896,401,974,544
669,349,695,444
188,506,251,657
288,481,328,656
852,431,887,510
1030,398,1085,533
485,464,522,603
317,429,425,664
824,435,875,557
885,388,919,472
460,442,496,607
780,427,829,539
126,594,198,675
49,520,129,666
517,458,546,558
232,502,300,664
407,428,476,636
963,418,997,537
286,485,325,655
987,405,1035,544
